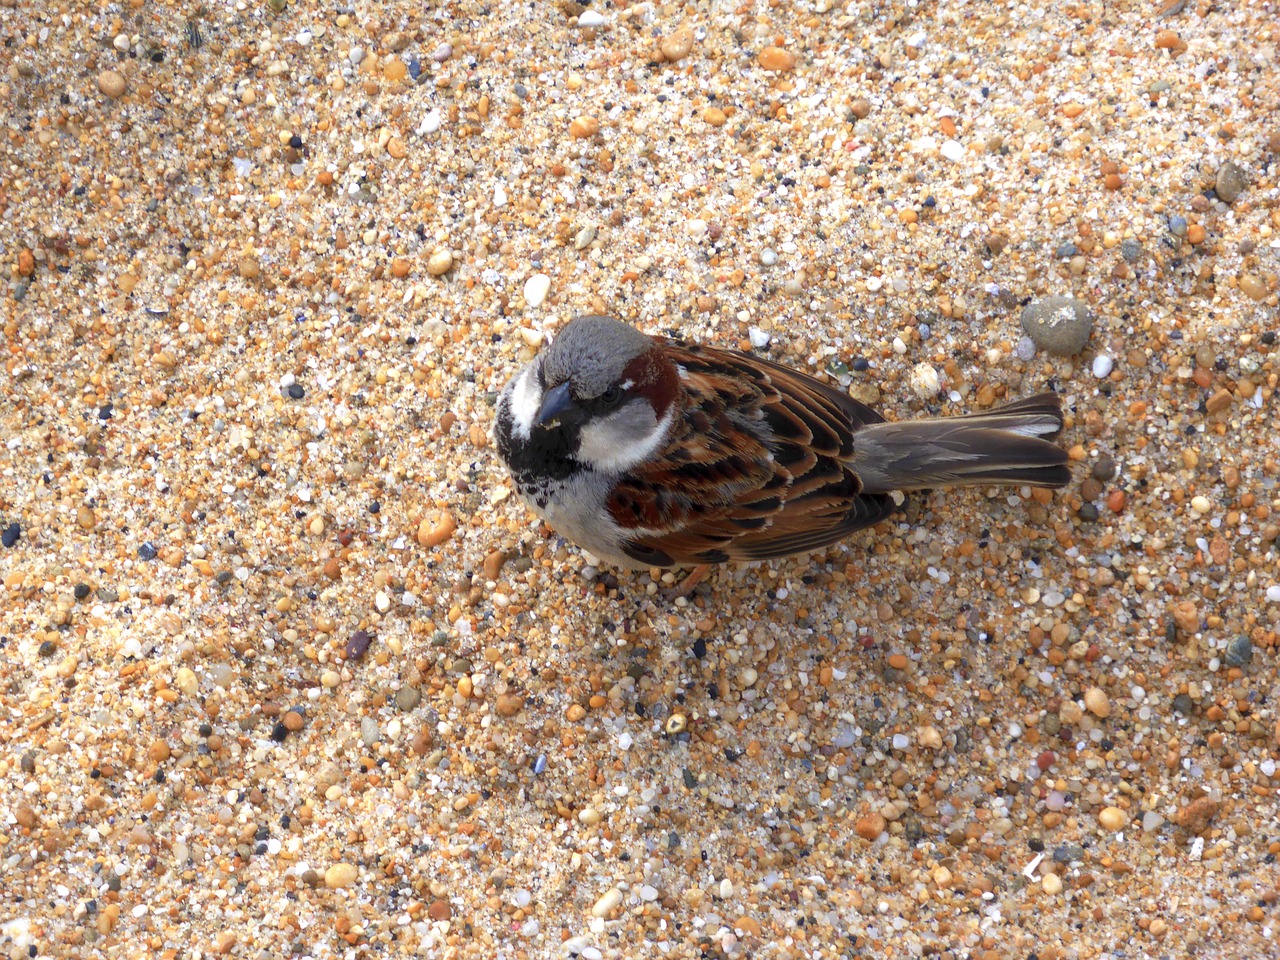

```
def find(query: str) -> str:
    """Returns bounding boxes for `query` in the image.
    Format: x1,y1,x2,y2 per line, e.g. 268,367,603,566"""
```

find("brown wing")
607,339,895,567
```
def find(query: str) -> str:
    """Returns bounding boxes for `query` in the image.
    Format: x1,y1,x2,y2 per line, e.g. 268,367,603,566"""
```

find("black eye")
600,384,623,406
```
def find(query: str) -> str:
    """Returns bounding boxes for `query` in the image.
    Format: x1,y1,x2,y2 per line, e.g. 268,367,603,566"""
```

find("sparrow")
494,315,1070,575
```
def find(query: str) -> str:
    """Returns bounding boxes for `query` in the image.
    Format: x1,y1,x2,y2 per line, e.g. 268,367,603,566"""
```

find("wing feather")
608,339,896,566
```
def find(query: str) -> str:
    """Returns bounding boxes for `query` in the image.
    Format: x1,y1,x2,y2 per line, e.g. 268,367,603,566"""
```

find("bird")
494,315,1070,584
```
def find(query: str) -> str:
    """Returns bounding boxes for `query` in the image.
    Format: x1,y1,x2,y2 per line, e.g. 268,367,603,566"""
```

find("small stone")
138,542,158,562
573,225,597,250
1172,693,1193,715
524,273,551,308
1119,238,1143,263
1215,161,1247,204
1143,811,1166,832
1238,274,1266,301
97,70,127,99
855,812,886,841
1169,215,1188,237
1041,872,1063,895
324,863,358,889
1098,807,1127,831
426,248,453,276
849,98,871,119
576,9,606,28
238,256,260,280
939,139,965,163
659,25,695,62
1020,296,1093,356
569,116,600,139
1092,355,1114,378
1173,796,1219,833
908,363,940,399
590,888,623,918
1223,636,1252,668
395,685,422,712
1,523,20,548
1084,687,1110,718
495,694,524,717
758,46,796,72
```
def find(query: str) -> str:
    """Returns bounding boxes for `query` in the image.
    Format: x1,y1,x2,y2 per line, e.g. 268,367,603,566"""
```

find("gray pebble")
1223,635,1252,668
1215,161,1247,204
1119,239,1143,263
1169,215,1188,237
1055,242,1078,259
1147,79,1172,97
1020,296,1093,356
1053,844,1084,864
1015,337,1037,361
1172,693,1193,715
395,685,422,712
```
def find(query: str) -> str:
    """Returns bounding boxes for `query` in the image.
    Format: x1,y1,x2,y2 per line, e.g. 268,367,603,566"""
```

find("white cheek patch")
508,366,543,441
576,406,674,474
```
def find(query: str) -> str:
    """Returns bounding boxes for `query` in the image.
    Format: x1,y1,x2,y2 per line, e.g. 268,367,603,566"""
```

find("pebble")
1,523,20,548
1083,687,1110,718
1098,807,1127,831
1091,355,1114,378
590,888,623,918
659,25,695,62
939,139,965,163
324,863,358,888
1020,296,1093,356
1215,161,1247,204
855,812,886,840
1266,585,1280,603
747,327,771,349
1223,636,1252,667
426,248,453,275
1169,215,1188,237
394,685,421,712
908,363,940,398
1119,238,1143,263
97,70,127,99
523,273,551,308
1041,873,1063,895
576,10,606,28
431,43,453,63
758,46,796,72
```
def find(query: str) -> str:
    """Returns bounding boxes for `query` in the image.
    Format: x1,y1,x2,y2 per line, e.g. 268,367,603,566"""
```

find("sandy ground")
2,1,1279,958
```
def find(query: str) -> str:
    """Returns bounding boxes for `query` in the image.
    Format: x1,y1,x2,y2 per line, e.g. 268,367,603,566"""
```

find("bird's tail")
851,393,1071,492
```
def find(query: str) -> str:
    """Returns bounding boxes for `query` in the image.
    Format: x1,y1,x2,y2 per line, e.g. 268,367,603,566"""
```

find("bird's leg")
667,563,712,599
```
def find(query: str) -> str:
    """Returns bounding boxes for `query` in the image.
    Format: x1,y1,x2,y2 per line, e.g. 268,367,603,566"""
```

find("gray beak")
535,381,573,428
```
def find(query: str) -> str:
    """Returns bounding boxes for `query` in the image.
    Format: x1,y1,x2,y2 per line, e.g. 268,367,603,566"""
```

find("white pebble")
493,183,508,207
892,733,910,750
940,139,965,163
1189,496,1211,515
719,878,734,899
590,888,623,918
524,273,551,308
348,46,365,65
1092,355,1114,378
577,9,607,27
909,362,940,399
639,884,659,901
418,109,441,134
685,218,708,238
1266,585,1280,603
748,326,770,348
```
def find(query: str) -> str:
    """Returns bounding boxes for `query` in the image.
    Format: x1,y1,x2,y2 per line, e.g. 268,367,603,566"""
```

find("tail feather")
852,393,1070,492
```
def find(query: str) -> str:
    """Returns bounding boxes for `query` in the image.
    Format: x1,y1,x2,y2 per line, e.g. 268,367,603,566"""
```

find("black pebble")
74,583,90,600
138,542,158,561
271,722,289,742
287,383,305,400
1,523,19,548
